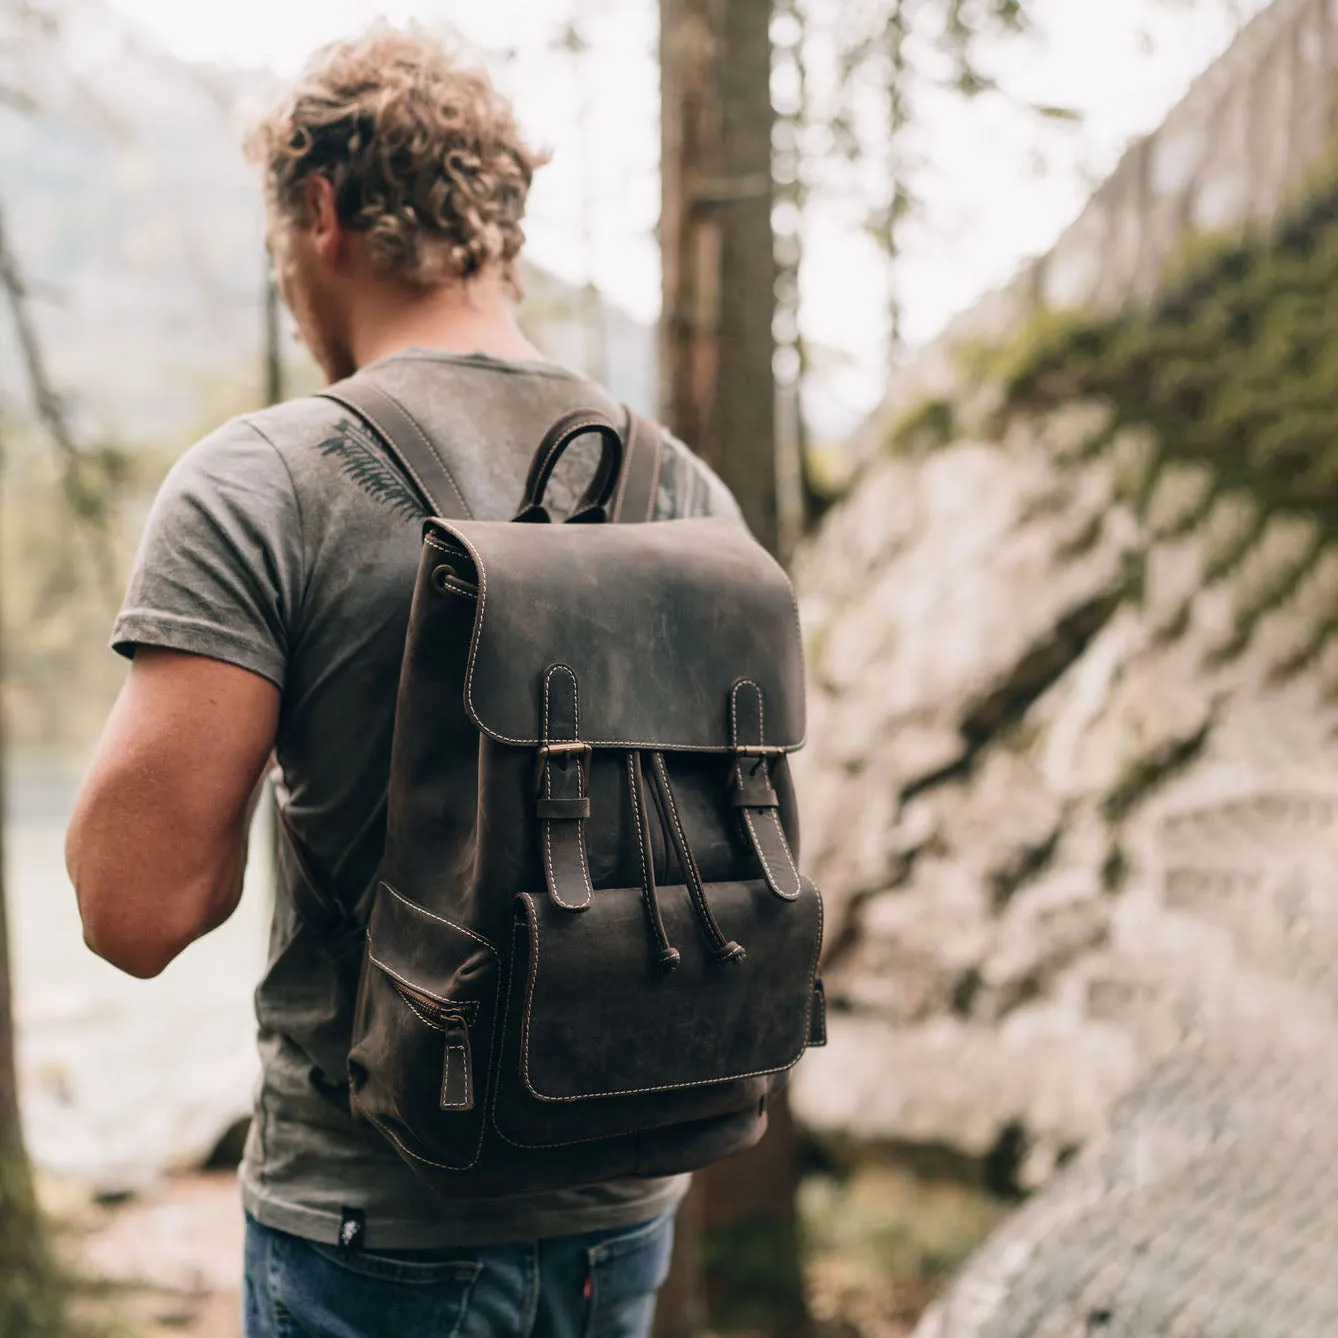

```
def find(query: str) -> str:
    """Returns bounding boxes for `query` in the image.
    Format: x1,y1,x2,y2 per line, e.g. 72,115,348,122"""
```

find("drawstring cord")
649,752,746,963
627,751,681,971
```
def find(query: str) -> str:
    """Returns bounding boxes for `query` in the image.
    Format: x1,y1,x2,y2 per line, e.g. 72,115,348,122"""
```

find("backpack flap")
422,515,805,753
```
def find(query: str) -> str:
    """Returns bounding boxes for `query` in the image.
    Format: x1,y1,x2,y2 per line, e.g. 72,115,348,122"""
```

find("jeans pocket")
268,1228,482,1338
584,1213,677,1338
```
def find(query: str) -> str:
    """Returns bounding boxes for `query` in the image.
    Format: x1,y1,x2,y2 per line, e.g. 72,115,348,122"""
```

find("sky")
104,0,1264,433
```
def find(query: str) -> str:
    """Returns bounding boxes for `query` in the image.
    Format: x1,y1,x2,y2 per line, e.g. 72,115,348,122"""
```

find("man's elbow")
67,842,189,979
76,894,182,980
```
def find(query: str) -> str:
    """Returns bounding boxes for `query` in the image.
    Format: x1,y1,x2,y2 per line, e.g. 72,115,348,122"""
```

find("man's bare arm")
66,647,280,979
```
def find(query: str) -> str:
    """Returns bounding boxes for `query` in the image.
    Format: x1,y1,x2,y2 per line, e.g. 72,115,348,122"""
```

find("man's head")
245,26,548,380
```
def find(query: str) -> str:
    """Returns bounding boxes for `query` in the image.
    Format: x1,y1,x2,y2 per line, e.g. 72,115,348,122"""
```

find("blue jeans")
243,1211,677,1338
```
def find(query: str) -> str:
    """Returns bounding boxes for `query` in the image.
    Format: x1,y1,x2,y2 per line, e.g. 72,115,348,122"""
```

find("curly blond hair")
245,26,549,294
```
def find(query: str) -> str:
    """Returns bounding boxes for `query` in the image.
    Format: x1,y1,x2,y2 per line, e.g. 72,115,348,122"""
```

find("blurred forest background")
0,0,1293,1334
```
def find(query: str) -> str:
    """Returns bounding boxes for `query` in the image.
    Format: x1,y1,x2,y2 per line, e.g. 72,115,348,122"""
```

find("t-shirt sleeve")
656,431,746,523
111,417,305,690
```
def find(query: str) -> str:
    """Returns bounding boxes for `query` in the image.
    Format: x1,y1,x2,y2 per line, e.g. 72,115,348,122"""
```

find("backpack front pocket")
490,877,820,1149
348,882,500,1172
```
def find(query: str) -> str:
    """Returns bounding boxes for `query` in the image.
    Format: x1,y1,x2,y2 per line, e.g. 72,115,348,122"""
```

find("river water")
8,771,270,1192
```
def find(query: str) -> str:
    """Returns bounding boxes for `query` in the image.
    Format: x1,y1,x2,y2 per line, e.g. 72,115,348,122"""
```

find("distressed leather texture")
431,516,806,752
333,385,826,1196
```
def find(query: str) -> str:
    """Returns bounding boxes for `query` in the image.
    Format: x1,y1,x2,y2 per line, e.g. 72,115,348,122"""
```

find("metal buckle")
535,742,593,795
732,745,785,758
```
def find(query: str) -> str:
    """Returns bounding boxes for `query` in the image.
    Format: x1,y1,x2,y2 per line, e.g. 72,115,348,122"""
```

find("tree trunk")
660,0,780,555
658,2,809,1334
0,214,66,1336
264,262,285,409
0,810,57,1336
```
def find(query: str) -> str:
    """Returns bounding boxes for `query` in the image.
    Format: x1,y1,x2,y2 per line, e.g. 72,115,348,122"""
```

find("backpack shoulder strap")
318,376,473,520
611,408,664,524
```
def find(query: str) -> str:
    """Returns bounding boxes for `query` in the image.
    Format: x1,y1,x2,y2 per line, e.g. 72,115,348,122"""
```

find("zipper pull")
439,1014,474,1112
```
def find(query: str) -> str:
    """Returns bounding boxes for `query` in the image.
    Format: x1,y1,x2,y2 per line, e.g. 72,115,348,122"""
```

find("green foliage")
0,1152,67,1337
702,1216,808,1334
992,165,1338,535
888,395,957,453
801,1164,1009,1330
0,430,143,759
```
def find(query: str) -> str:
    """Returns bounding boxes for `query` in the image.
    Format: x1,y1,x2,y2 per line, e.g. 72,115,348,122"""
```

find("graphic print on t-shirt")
317,417,423,520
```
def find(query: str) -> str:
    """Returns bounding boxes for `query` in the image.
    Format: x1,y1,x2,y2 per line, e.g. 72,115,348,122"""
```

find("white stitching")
374,383,473,518
336,399,436,513
441,1043,472,1110
351,1091,488,1171
767,810,802,896
527,413,617,514
368,951,482,1015
543,816,591,911
741,809,777,886
729,683,801,899
348,901,503,1170
492,901,619,1148
740,809,801,901
422,539,480,600
541,667,592,912
489,908,574,1149
730,679,764,748
379,883,498,954
627,753,656,929
396,989,445,1033
573,798,595,904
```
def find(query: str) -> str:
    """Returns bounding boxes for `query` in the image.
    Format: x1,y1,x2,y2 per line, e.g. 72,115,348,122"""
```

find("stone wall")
790,0,1338,1189
792,393,1338,1187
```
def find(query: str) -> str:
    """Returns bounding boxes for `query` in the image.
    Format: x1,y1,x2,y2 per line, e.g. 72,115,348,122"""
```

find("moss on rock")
997,171,1338,535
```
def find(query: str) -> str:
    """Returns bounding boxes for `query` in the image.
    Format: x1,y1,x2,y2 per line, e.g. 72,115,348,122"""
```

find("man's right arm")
68,415,305,976
67,647,279,978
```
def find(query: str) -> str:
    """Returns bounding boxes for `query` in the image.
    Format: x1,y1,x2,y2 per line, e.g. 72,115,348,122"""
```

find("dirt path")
47,1170,243,1337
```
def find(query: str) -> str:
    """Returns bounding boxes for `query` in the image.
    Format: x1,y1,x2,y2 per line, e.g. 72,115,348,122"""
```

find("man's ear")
305,175,343,265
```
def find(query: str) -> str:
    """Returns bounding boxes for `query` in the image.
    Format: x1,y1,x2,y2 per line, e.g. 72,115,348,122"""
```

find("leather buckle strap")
730,761,780,811
534,742,593,796
729,680,802,902
539,667,595,912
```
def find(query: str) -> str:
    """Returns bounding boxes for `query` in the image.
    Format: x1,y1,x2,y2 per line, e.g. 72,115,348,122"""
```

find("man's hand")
66,648,280,979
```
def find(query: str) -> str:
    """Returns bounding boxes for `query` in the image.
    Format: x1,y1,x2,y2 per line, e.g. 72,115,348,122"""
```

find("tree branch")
0,196,79,461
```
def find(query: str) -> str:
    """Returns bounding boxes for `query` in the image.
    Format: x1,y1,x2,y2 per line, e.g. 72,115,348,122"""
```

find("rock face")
792,0,1338,1201
794,395,1338,1183
791,2,1338,1330
914,783,1338,1335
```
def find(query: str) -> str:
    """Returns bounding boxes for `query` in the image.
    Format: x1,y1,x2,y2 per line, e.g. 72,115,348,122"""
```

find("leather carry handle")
319,378,473,520
514,409,625,525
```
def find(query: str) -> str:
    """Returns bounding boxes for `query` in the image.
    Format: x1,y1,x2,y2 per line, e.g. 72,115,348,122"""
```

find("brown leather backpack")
304,374,825,1195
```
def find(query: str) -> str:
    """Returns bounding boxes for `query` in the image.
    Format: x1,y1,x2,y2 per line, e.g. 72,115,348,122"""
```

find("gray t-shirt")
111,349,741,1248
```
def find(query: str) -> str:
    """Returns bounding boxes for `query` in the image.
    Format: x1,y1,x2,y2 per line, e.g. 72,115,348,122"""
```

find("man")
67,26,740,1338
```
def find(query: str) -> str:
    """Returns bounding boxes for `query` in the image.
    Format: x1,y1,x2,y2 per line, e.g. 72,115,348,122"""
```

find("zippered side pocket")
348,883,500,1171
